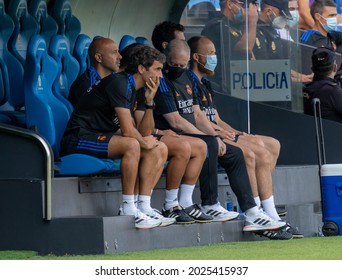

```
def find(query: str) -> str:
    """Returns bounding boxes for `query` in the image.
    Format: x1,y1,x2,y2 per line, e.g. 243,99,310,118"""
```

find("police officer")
303,47,342,123
254,0,292,60
201,0,259,94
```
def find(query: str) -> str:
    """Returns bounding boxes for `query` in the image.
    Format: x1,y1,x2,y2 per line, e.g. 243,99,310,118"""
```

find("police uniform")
303,47,342,123
60,72,137,158
254,20,287,59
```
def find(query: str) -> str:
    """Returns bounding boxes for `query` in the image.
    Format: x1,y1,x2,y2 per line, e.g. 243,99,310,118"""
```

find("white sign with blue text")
230,59,291,102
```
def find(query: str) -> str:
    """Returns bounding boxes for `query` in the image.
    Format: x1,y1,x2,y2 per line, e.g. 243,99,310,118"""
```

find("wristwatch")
145,101,155,109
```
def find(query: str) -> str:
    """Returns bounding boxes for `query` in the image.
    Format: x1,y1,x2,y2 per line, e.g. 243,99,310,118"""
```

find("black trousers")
184,134,256,211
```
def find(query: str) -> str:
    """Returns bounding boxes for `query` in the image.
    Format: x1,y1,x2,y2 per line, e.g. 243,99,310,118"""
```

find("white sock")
261,195,281,221
134,194,139,207
178,184,195,208
254,196,261,209
137,195,152,213
245,206,260,217
122,194,136,215
164,189,179,210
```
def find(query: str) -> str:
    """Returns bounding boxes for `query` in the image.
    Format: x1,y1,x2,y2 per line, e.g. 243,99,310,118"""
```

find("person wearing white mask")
300,0,340,52
278,0,299,41
201,0,259,94
253,0,293,60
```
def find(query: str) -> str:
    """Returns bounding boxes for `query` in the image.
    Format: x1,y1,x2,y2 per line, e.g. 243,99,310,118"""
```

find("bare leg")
139,142,168,195
107,135,140,195
160,135,191,190
178,135,207,184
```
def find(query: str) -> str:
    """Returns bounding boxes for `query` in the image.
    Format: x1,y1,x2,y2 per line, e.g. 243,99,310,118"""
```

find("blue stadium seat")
135,36,151,46
73,34,91,77
50,0,81,51
28,0,58,46
0,0,26,125
119,34,136,52
6,0,39,109
49,34,80,114
24,35,120,176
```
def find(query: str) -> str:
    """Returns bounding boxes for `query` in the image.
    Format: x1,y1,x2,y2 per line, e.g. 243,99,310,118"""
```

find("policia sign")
230,59,291,102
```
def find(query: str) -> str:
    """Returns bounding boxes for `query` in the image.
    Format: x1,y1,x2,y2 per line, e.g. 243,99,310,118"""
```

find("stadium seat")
119,34,136,52
0,0,26,125
6,0,39,109
24,35,120,176
28,0,58,46
135,36,151,46
50,0,81,51
49,34,80,114
73,34,91,77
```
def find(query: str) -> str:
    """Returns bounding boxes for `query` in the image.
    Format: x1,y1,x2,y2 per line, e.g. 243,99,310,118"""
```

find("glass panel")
180,0,318,116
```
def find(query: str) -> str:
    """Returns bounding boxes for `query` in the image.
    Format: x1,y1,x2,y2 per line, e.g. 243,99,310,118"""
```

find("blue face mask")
232,3,244,24
204,54,217,72
197,54,217,72
287,10,299,28
320,15,337,32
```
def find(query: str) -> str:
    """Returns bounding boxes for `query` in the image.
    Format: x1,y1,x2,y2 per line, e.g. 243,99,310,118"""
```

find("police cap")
311,47,336,72
263,0,292,18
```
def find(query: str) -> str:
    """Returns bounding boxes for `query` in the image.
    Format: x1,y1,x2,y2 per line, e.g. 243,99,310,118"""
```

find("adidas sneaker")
200,202,239,222
243,210,286,232
142,208,176,227
183,204,213,223
119,208,162,229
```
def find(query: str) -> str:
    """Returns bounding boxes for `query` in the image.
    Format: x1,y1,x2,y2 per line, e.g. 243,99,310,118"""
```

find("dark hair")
125,45,166,74
151,21,185,52
310,0,336,19
187,35,204,56
119,43,143,70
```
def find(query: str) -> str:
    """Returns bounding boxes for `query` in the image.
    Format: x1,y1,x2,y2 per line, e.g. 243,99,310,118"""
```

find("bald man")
68,37,122,107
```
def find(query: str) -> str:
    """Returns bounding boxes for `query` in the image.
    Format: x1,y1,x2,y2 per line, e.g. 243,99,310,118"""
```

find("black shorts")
60,128,117,158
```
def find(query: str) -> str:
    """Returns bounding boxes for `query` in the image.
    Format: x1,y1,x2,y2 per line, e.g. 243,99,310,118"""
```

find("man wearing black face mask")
253,0,292,60
201,0,259,94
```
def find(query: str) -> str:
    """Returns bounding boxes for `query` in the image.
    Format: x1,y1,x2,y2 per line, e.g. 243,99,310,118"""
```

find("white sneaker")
119,208,162,229
142,208,176,227
243,210,286,232
200,202,239,222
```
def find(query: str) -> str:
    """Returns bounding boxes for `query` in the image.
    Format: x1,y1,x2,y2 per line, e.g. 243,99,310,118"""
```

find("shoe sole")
135,221,162,229
211,214,240,222
243,224,286,232
193,219,213,223
175,220,196,224
159,220,176,227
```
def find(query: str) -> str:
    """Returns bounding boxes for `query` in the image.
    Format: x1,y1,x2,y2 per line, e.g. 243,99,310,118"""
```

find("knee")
168,139,191,160
243,148,256,168
123,137,140,155
194,139,207,160
157,142,168,162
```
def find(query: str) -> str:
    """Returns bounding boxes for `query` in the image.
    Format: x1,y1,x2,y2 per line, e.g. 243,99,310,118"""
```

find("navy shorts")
60,128,117,158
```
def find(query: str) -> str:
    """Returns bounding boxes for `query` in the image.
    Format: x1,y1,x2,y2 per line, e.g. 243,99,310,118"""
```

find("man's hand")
217,137,227,157
145,76,160,104
141,135,159,150
247,2,259,26
216,129,236,141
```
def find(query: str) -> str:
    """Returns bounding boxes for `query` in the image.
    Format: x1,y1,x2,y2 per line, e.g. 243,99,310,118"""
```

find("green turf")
1,236,342,260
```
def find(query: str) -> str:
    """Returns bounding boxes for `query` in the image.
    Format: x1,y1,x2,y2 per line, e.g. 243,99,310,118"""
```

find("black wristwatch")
145,101,155,109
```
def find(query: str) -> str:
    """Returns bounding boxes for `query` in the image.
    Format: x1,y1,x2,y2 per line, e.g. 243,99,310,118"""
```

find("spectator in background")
60,45,170,229
300,0,341,52
298,0,314,30
303,47,342,123
201,0,259,94
151,21,185,52
68,37,122,107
